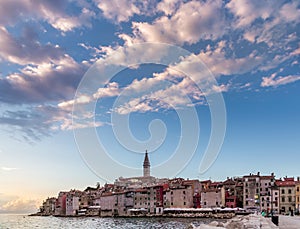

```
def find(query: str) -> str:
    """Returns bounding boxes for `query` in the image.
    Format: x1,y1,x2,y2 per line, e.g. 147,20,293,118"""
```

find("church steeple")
143,150,150,177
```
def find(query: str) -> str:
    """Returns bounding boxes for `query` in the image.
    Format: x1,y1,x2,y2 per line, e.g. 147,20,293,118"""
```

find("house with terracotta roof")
276,177,296,214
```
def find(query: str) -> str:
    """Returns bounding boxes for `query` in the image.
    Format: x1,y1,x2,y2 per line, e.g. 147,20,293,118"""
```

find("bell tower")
143,150,150,177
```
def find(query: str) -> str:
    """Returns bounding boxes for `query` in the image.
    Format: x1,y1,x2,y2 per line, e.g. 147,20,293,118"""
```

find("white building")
66,194,80,216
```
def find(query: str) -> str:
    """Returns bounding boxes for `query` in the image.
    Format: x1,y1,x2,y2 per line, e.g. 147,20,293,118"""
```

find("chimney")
257,172,260,176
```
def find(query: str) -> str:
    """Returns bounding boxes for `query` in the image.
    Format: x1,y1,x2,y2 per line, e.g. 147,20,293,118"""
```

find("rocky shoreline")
187,214,278,229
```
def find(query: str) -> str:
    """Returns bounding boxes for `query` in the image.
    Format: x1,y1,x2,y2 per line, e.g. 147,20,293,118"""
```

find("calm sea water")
0,215,225,229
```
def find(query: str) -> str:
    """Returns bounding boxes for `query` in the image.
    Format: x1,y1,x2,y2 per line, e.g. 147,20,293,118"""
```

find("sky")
0,0,299,214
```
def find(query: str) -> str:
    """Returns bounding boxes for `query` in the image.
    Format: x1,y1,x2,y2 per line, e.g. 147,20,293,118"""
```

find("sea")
0,215,225,229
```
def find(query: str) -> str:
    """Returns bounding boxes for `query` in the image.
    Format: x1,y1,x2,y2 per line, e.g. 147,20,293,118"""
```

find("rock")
208,221,219,226
225,221,244,229
186,223,197,229
197,225,225,229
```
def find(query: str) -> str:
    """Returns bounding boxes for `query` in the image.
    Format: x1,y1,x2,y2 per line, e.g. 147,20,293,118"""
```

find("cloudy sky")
0,0,299,213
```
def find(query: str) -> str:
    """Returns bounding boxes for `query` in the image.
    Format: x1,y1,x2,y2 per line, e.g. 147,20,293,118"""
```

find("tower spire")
143,150,150,177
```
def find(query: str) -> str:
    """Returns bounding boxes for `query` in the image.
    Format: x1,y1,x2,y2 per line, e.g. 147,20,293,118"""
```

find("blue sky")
0,0,300,213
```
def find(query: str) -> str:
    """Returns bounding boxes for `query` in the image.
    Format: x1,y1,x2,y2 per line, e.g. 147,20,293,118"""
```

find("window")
246,201,248,205
288,197,292,202
297,187,300,192
204,202,206,205
216,201,218,205
171,191,173,195
184,202,186,205
183,191,185,194
282,197,285,202
282,189,285,194
288,189,292,194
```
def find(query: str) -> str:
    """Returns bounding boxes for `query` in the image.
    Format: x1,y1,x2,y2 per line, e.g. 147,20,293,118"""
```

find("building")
133,188,148,215
201,187,225,208
183,179,201,208
65,190,82,216
143,150,150,177
243,173,260,211
113,191,135,216
55,191,67,216
164,178,194,208
97,192,115,216
295,179,300,214
276,177,296,214
40,197,56,215
114,151,168,189
223,178,237,208
270,186,280,214
259,174,275,213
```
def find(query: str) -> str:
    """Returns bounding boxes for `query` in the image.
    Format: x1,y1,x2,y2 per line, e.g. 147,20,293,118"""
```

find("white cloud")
60,117,103,131
291,45,300,56
111,64,208,115
0,54,82,104
49,8,96,32
261,73,300,87
279,1,300,23
93,82,120,99
157,0,183,16
1,167,19,171
197,41,262,77
129,0,226,45
0,26,63,65
0,0,95,32
95,0,141,23
226,0,275,28
58,94,92,111
0,198,40,214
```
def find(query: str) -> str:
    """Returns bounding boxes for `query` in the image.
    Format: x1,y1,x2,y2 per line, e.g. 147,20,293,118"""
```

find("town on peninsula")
35,151,300,219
